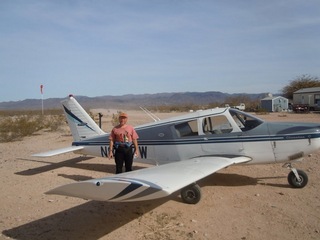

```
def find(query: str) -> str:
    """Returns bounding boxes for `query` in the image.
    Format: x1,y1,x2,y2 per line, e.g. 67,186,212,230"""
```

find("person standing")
108,112,139,174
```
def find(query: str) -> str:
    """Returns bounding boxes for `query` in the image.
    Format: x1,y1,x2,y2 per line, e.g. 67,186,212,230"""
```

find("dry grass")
138,211,187,240
0,110,65,142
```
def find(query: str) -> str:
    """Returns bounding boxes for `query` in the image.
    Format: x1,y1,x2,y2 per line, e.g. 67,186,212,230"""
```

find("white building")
293,87,320,110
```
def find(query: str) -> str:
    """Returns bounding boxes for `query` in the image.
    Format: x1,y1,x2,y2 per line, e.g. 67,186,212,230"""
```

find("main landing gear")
180,183,202,204
180,163,309,204
283,163,308,188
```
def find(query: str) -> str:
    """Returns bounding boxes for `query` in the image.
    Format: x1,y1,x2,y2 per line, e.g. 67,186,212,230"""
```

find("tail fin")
62,95,105,141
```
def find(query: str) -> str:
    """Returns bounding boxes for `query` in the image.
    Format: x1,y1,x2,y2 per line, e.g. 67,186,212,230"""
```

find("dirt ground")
1,111,320,240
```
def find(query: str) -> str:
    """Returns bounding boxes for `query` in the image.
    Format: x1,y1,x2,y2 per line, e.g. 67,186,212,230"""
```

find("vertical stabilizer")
62,95,105,141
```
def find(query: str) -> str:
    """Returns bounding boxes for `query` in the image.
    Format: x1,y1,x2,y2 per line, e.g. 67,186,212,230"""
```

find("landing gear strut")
283,163,308,188
180,183,201,204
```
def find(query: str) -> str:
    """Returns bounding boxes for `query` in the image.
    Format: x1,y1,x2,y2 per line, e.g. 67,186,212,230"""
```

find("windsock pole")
40,84,44,115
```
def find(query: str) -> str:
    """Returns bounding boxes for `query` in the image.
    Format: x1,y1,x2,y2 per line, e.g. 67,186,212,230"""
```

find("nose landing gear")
283,163,308,188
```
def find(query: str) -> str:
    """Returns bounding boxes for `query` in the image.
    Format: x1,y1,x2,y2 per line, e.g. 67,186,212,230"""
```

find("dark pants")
114,146,133,174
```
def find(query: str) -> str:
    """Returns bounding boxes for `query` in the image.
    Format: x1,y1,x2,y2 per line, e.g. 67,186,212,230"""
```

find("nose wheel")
283,163,308,188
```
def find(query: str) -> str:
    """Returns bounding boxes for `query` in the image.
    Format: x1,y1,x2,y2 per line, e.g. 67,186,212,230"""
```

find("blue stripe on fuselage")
72,133,320,147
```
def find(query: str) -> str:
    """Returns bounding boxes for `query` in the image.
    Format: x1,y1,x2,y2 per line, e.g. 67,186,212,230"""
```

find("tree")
282,74,320,99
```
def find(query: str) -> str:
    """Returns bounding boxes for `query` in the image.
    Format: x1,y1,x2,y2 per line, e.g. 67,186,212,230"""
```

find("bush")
0,113,64,142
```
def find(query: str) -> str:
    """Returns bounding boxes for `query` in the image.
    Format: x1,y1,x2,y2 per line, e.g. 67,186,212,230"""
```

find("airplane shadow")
15,156,147,176
15,157,96,175
255,175,291,188
57,174,93,181
199,172,287,188
2,198,172,240
16,156,289,190
260,182,291,188
199,172,258,187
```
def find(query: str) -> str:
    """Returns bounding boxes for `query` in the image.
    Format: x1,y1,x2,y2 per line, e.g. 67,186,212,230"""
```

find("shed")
260,96,289,112
293,87,320,110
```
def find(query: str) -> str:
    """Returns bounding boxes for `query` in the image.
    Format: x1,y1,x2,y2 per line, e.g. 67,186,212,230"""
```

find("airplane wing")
32,146,84,157
46,156,251,202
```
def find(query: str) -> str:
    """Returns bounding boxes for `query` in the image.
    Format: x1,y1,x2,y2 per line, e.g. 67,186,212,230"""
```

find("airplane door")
201,133,244,155
201,115,244,156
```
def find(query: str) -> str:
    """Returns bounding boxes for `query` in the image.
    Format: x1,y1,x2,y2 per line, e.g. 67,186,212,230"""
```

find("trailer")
293,87,320,111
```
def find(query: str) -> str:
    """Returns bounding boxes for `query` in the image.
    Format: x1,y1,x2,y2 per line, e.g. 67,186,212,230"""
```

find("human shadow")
2,198,172,240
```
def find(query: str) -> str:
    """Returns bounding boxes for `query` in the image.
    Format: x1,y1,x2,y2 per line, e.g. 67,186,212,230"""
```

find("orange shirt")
109,125,139,143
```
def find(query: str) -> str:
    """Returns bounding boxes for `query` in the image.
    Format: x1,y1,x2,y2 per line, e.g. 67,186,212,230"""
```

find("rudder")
61,95,105,141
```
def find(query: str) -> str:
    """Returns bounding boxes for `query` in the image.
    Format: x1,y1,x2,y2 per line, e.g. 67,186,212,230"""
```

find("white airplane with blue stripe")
33,95,320,204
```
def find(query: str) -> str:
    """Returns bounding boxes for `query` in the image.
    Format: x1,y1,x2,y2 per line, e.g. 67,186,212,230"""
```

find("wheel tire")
287,170,308,188
181,184,201,204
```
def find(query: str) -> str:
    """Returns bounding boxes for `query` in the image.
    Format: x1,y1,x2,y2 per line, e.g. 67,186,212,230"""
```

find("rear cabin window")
174,120,198,137
202,115,233,134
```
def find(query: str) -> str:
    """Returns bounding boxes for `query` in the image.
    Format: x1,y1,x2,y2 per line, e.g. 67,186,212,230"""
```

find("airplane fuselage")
73,108,320,166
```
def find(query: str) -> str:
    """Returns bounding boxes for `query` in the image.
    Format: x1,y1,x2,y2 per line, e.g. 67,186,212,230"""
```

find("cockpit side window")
174,120,198,137
202,115,233,134
229,109,263,132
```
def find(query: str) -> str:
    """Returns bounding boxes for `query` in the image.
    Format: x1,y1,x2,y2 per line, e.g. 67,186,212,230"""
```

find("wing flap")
47,156,251,202
32,146,84,157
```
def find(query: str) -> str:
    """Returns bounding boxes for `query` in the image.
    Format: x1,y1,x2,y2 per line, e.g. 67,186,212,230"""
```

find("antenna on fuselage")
140,107,161,122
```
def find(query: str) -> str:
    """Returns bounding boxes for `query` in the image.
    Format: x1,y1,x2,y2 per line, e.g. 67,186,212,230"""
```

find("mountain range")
0,91,269,110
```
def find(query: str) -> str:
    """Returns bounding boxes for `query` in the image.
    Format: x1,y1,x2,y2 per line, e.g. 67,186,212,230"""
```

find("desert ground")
1,110,320,240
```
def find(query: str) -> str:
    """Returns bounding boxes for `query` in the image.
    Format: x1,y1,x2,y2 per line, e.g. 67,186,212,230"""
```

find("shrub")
0,113,64,142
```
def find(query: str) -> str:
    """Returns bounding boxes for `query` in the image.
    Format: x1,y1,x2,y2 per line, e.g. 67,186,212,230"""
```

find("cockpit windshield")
229,109,264,132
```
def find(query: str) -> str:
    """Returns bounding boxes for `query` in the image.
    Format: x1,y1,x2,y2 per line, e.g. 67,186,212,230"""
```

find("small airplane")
33,95,320,204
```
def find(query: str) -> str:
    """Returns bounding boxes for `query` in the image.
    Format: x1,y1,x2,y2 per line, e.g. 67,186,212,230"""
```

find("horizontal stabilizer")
32,146,84,157
47,156,251,202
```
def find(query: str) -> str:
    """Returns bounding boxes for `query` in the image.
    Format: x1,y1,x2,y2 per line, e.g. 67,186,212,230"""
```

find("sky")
1,0,319,102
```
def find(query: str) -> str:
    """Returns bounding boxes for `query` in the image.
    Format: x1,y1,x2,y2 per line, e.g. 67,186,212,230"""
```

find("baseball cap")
119,112,128,118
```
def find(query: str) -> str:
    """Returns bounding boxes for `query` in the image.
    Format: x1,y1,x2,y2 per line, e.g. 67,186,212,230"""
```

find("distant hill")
0,91,269,110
